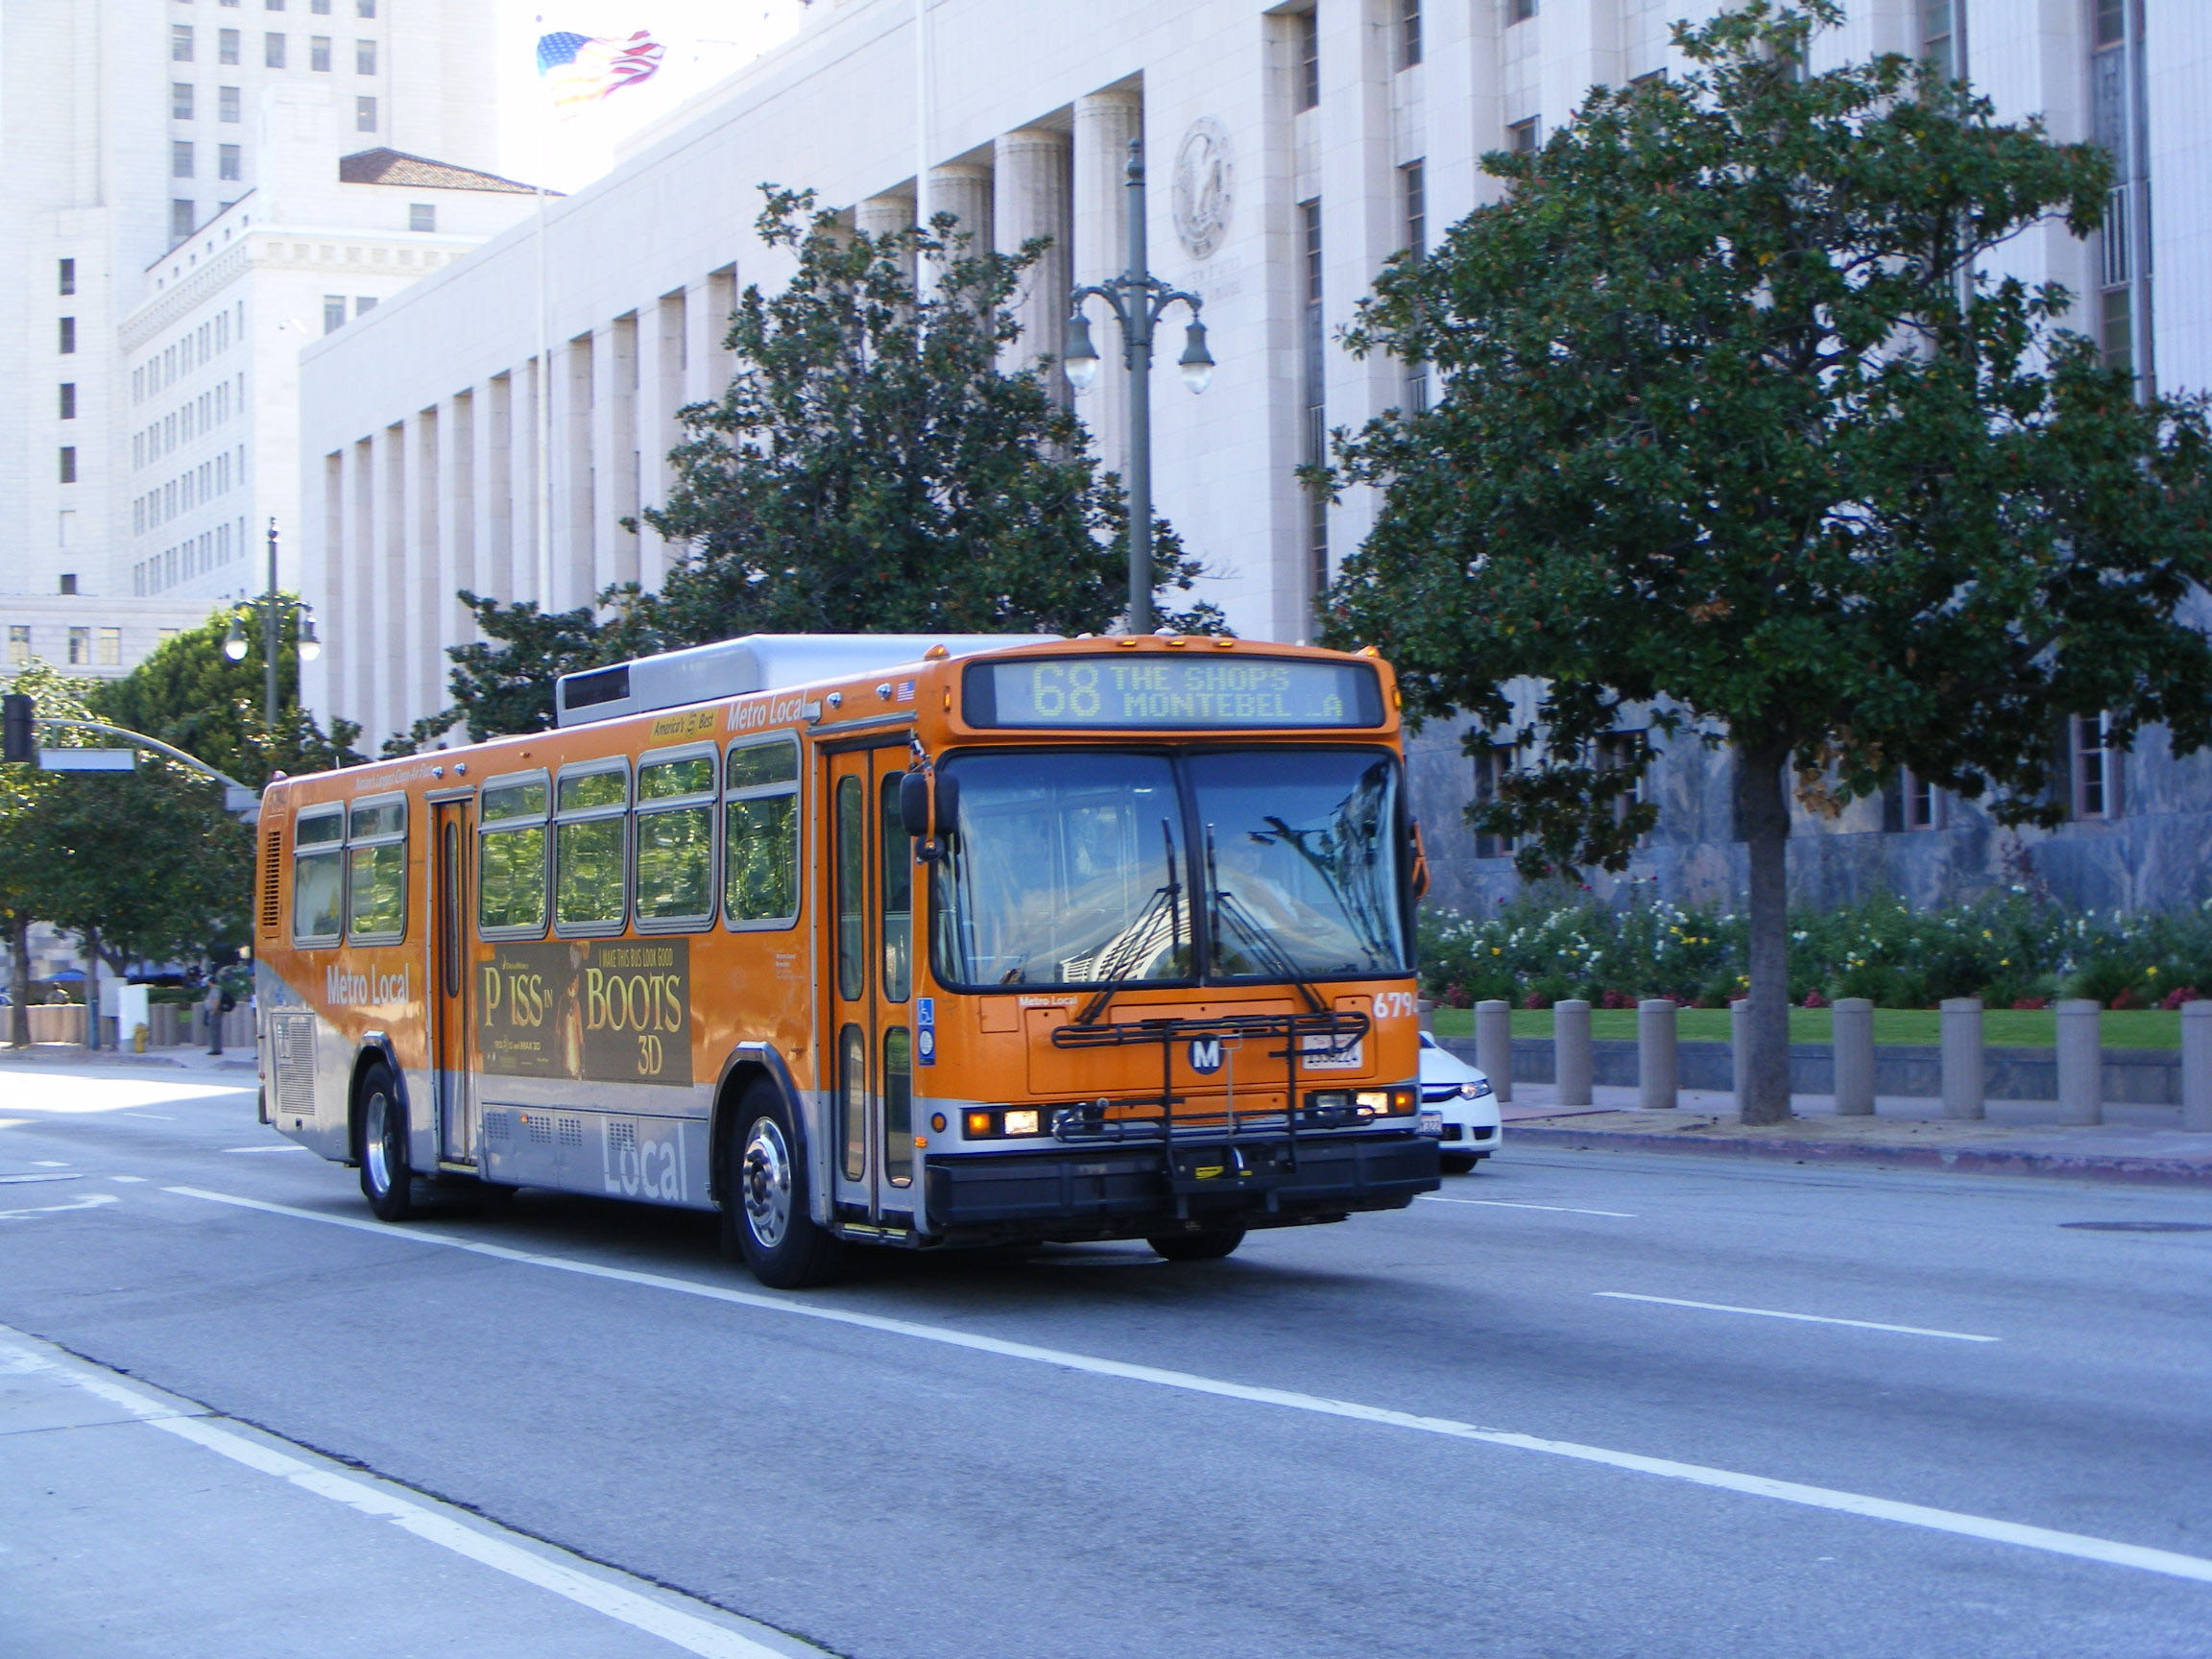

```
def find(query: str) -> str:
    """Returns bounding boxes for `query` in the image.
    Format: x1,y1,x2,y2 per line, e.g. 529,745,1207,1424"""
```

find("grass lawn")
1427,1004,2182,1051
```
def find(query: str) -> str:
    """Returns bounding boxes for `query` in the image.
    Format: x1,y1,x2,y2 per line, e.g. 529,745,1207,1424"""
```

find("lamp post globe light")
1065,138,1213,637
221,517,320,735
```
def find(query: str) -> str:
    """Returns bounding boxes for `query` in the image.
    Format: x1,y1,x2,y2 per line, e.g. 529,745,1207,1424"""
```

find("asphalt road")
4,1062,2210,1659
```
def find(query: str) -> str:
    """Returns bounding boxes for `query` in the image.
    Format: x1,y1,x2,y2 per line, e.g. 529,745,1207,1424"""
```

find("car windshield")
929,747,1408,989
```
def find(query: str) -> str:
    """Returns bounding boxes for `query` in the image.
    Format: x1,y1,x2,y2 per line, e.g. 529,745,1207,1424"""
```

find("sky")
494,3,811,194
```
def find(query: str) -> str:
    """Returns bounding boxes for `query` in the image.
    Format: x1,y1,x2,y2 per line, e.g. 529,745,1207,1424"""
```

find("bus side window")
554,760,630,936
635,748,715,929
346,794,408,944
724,737,799,929
478,774,550,936
293,805,346,946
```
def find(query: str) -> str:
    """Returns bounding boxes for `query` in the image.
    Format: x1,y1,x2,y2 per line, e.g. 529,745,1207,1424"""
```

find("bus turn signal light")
964,1110,993,1138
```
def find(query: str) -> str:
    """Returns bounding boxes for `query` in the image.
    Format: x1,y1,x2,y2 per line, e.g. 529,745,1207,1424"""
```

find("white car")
1418,1031,1502,1173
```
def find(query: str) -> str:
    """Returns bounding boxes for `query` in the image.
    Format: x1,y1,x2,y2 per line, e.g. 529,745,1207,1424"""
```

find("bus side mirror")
901,771,960,857
900,773,931,839
1408,819,1431,901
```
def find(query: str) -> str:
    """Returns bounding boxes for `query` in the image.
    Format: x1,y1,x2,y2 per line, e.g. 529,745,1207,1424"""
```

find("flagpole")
534,171,554,605
914,0,931,240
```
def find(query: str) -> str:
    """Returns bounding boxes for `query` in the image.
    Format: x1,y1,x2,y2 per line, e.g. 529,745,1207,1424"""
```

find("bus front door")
826,747,917,1229
429,798,475,1165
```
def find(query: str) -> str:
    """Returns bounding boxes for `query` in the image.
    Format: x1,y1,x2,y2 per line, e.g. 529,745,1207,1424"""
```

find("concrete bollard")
1730,998,1748,1106
1833,998,1875,1117
1940,998,1984,1120
2056,998,2103,1127
2182,1001,2212,1134
1475,999,1513,1104
1555,999,1593,1107
1638,999,1677,1110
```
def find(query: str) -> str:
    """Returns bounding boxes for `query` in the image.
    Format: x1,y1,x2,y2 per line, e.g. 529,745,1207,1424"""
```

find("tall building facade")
292,0,2212,911
0,0,501,679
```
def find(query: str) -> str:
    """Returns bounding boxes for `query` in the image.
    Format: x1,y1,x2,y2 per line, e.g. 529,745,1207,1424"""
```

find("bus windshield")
930,747,1407,989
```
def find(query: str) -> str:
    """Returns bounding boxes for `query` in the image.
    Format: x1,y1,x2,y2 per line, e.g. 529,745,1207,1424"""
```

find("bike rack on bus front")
1046,1009,1373,1215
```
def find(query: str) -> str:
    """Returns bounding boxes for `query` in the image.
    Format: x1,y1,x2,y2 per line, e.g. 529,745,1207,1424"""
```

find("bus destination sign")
966,656,1383,731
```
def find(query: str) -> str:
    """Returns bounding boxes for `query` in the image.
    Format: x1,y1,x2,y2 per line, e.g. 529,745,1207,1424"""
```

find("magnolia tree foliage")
425,187,1217,744
1322,2,2212,1121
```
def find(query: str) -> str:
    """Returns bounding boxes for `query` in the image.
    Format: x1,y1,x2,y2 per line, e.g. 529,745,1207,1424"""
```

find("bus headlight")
1002,1109,1041,1136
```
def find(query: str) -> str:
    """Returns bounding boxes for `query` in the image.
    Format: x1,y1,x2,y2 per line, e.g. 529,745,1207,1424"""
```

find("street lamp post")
1064,138,1214,637
222,517,320,735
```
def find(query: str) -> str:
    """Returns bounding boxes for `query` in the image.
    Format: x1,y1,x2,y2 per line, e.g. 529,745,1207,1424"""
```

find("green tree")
432,186,1217,742
0,666,97,1048
90,604,366,789
1322,1,2212,1122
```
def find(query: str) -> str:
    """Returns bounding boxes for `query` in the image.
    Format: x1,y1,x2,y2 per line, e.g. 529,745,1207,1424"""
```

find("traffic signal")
2,693,34,765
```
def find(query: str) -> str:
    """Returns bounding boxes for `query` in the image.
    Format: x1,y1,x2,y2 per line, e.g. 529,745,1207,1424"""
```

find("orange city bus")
252,633,1439,1286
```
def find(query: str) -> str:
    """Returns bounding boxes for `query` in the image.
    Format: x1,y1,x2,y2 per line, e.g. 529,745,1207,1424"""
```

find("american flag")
537,30,665,118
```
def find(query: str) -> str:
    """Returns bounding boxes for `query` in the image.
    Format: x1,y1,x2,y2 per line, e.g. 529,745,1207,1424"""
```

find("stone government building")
293,0,2212,915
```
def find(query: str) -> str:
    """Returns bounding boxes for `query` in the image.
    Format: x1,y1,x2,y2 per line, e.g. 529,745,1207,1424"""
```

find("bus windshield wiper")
1206,826,1326,1017
1073,820,1184,1026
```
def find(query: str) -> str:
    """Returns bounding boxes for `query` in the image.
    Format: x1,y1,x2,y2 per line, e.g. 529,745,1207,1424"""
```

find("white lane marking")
167,1186,2208,1586
1420,1194,1637,1218
123,1114,178,1121
31,1160,69,1167
1595,1292,2000,1344
0,1192,119,1220
109,1174,149,1184
0,1331,815,1659
224,1144,309,1154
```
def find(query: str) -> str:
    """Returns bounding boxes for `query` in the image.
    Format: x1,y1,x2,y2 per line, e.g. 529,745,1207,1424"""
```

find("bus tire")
355,1061,415,1223
1147,1226,1245,1262
723,1084,842,1289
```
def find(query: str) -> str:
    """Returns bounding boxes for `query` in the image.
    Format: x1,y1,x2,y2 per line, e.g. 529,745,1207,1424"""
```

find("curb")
1506,1122,2212,1187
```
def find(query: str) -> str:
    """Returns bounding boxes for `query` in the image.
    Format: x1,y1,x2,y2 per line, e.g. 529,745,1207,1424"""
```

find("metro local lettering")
326,964,409,1005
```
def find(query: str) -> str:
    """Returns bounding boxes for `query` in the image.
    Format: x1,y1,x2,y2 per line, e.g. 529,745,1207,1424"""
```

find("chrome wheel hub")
741,1118,792,1249
364,1090,394,1194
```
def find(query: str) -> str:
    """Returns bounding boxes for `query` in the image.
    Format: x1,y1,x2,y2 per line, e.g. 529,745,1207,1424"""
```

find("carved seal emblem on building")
1171,117,1235,260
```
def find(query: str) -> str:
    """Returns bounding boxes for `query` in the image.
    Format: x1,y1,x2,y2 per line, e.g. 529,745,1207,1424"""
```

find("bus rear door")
429,796,475,1165
826,746,917,1231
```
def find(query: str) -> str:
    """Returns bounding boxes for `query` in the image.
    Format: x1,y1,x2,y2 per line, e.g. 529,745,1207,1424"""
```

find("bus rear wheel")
1148,1226,1246,1262
721,1085,842,1289
355,1062,415,1223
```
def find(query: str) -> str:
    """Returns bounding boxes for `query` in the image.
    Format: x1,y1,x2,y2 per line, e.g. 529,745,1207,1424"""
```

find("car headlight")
1460,1079,1494,1100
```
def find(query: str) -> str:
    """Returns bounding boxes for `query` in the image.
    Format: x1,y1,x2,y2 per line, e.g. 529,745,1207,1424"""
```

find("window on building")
1472,744,1519,859
323,295,346,333
67,628,91,666
96,627,121,667
1401,163,1430,411
310,35,330,70
1889,768,1944,831
58,258,75,296
171,200,195,239
1294,9,1319,111
1920,0,1960,81
173,83,195,119
1595,732,1649,834
312,0,330,12
1510,0,1537,22
8,627,30,665
1508,117,1540,155
220,143,241,180
172,24,195,61
1399,0,1422,69
59,384,76,420
357,0,376,16
173,139,196,179
355,37,375,73
355,94,376,131
264,32,285,67
355,295,377,315
1301,198,1327,602
59,574,78,596
267,0,287,10
58,447,76,484
2071,713,2123,820
220,84,241,119
219,28,240,63
2091,0,2149,386
402,202,434,232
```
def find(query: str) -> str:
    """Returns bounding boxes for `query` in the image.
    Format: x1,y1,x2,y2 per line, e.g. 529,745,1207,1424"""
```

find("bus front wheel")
722,1086,842,1289
355,1061,415,1223
1148,1226,1245,1262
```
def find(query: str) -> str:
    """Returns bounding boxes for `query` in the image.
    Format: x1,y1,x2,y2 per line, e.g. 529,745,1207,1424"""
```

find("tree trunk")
8,914,29,1051
1735,740,1793,1125
83,926,101,1051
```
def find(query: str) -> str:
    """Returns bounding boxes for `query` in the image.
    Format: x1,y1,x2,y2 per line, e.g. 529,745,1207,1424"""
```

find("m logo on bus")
1189,1037,1224,1075
478,940,693,1086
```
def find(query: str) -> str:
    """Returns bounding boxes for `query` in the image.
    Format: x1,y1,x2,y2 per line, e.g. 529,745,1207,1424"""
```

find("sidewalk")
0,1042,256,1074
1498,1080,2212,1185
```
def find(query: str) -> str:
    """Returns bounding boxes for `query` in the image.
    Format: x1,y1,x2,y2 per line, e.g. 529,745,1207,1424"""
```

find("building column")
929,162,993,263
405,406,441,733
563,334,595,608
856,193,917,290
685,267,737,413
375,422,406,745
591,317,639,594
994,127,1073,394
480,372,514,608
1073,87,1142,489
640,290,687,583
345,438,374,731
437,390,474,732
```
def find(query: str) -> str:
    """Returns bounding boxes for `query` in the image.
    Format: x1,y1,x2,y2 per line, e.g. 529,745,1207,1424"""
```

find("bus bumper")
920,1130,1439,1243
